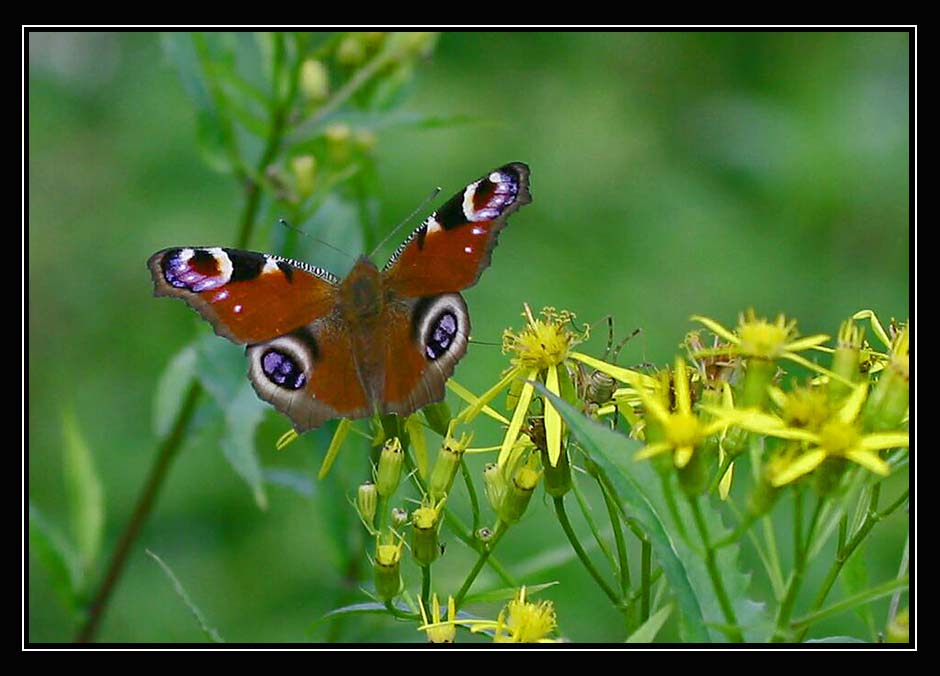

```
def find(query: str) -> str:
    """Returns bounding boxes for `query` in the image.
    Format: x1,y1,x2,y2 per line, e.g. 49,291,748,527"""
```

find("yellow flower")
634,357,730,469
708,383,908,486
691,310,833,377
420,587,559,643
453,304,655,471
418,594,456,643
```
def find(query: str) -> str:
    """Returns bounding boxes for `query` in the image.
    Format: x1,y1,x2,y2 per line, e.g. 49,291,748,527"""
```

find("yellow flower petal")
448,379,511,425
785,334,831,352
544,365,563,466
318,418,352,479
770,449,827,486
498,369,538,470
844,448,891,476
455,367,522,424
690,315,741,345
837,382,869,424
634,441,673,461
852,310,892,348
859,432,909,451
674,357,691,415
570,351,657,389
675,445,694,468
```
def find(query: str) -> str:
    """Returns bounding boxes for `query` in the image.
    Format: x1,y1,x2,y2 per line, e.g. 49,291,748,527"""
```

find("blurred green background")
28,31,909,643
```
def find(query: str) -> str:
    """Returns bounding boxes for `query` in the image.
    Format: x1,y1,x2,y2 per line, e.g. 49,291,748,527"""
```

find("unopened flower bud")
373,533,403,601
290,154,316,199
483,463,506,513
498,457,541,524
357,481,377,530
429,434,469,501
390,507,409,528
376,437,403,498
411,500,443,566
830,319,863,402
300,59,329,102
336,35,366,66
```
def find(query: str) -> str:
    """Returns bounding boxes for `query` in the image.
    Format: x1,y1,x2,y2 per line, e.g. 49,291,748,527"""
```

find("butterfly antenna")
278,218,356,262
369,186,442,259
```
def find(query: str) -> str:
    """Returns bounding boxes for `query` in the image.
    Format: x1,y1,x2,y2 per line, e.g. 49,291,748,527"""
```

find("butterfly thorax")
340,257,384,323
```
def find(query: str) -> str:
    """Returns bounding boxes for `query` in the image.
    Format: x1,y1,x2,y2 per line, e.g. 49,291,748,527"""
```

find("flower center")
738,320,791,359
501,598,557,643
666,412,701,448
818,420,860,455
503,307,584,369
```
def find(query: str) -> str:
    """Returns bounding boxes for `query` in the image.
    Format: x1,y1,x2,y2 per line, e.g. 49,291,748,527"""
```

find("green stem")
791,575,909,631
887,535,909,627
600,477,631,596
795,488,908,641
708,452,735,495
772,494,824,642
75,382,202,643
640,539,652,623
421,565,432,616
689,496,742,642
460,457,481,536
661,474,689,543
552,496,622,608
453,521,507,609
383,600,421,621
571,467,618,575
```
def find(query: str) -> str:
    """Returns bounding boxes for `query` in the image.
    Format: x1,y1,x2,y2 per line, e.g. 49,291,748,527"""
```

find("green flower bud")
290,154,317,199
813,456,848,497
678,435,712,496
429,434,469,501
386,32,439,60
336,35,366,66
357,481,377,530
422,402,452,436
483,462,506,513
373,533,403,601
354,129,378,153
376,437,403,498
863,354,909,431
498,457,541,524
300,59,329,102
886,608,909,643
411,500,443,566
325,123,352,164
829,319,863,402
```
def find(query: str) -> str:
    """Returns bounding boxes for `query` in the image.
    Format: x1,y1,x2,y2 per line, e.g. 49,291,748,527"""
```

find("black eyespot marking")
425,311,458,360
261,349,306,390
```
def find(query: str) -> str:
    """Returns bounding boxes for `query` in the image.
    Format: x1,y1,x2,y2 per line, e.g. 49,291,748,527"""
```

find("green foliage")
28,31,909,644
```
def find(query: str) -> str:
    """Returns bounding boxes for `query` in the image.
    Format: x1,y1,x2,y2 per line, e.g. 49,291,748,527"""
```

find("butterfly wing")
381,162,531,297
148,247,340,344
377,163,531,414
149,246,370,431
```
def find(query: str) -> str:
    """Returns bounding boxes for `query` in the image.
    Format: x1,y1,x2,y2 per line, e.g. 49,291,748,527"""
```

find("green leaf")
220,383,268,509
196,108,235,174
462,581,559,605
626,603,673,643
537,389,707,641
153,343,198,438
147,550,224,643
195,336,268,508
160,32,212,111
263,468,315,497
804,636,867,643
28,503,81,612
62,410,104,574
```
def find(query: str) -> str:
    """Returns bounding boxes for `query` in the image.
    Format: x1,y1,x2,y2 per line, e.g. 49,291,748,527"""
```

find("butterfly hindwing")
148,247,339,344
382,162,531,297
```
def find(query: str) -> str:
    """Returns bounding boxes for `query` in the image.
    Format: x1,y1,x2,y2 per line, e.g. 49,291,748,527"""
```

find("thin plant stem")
600,476,631,596
689,496,743,642
640,539,652,623
571,467,618,574
791,575,909,631
772,494,824,642
453,521,507,609
795,488,908,641
552,496,622,609
421,565,432,617
887,535,909,627
75,382,201,643
460,457,481,536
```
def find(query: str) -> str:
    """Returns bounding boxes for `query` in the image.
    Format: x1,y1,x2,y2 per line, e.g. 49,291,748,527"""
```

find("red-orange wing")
148,247,339,344
382,163,531,298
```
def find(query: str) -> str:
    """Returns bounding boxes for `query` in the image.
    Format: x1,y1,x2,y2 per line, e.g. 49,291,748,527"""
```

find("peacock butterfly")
149,162,531,432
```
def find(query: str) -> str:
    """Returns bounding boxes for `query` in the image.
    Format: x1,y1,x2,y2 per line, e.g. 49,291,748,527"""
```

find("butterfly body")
150,163,530,431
